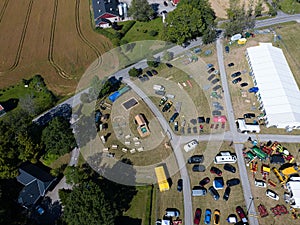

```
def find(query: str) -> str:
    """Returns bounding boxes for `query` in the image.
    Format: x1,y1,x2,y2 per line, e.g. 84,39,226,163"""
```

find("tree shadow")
115,216,142,225
0,98,19,112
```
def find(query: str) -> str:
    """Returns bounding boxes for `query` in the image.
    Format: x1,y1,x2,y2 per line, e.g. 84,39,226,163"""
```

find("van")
214,152,237,164
169,112,179,123
192,186,207,196
165,208,180,217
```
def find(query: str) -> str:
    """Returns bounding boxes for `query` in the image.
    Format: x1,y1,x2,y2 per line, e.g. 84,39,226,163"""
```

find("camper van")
236,118,260,133
214,151,237,164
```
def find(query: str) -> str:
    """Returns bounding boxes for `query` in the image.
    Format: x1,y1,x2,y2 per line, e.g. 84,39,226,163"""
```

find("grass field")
279,0,300,14
0,0,111,96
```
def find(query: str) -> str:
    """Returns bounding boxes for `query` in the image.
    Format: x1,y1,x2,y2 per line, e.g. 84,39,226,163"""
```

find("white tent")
246,43,300,129
286,177,300,208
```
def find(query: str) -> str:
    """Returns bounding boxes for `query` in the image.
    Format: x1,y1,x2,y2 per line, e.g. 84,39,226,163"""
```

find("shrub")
149,30,158,36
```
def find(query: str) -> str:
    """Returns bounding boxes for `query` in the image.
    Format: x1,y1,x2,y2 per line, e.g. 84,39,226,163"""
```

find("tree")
60,181,115,225
41,117,76,160
128,67,141,77
19,93,37,115
162,51,174,61
64,165,89,185
254,0,263,17
147,56,159,68
202,26,217,44
128,0,154,22
163,4,205,45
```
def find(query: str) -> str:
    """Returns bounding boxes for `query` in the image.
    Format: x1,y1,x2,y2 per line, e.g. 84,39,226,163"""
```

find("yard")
279,0,300,14
187,141,246,224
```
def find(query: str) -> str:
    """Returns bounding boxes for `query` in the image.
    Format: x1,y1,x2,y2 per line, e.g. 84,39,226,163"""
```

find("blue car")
248,87,259,93
204,209,211,224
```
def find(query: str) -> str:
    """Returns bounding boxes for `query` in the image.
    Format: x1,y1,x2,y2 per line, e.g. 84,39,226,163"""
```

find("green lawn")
279,0,300,14
122,18,164,42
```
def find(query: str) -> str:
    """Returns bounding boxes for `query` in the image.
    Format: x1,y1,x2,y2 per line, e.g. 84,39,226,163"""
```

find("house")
17,163,56,208
0,104,6,117
135,114,150,138
92,0,123,28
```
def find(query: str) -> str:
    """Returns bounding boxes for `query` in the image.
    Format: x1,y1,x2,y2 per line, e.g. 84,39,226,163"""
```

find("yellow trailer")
155,166,170,192
272,167,287,184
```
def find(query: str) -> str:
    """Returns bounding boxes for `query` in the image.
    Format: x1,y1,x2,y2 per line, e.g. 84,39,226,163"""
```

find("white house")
246,43,300,130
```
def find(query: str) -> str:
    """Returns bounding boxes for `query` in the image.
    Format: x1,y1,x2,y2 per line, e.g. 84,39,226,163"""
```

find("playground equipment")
270,205,288,216
258,204,268,217
261,164,270,180
272,167,288,185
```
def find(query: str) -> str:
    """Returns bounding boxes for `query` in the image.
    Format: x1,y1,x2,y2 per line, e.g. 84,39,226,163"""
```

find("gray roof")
17,164,55,208
92,0,119,23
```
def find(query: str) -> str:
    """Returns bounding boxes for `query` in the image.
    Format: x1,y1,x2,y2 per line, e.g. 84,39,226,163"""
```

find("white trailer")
236,118,260,133
214,151,237,164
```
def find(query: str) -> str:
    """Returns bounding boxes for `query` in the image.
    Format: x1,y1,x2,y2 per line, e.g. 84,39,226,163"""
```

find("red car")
210,166,222,176
194,208,201,225
236,206,248,223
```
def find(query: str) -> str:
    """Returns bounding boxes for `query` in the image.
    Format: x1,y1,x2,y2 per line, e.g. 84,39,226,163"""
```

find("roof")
92,0,119,21
135,114,146,126
17,163,55,208
287,177,300,208
246,43,300,129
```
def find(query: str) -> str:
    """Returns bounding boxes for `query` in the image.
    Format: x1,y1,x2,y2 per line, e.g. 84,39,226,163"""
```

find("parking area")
185,141,246,224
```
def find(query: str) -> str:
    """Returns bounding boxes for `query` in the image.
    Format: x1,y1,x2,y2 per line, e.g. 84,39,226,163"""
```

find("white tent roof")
246,43,300,128
287,177,300,208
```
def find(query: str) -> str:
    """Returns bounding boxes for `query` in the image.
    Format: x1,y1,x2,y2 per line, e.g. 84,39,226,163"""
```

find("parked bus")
155,166,169,192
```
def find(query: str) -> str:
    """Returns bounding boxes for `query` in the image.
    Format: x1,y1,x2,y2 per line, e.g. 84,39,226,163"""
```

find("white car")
266,189,279,200
255,179,266,188
184,140,198,152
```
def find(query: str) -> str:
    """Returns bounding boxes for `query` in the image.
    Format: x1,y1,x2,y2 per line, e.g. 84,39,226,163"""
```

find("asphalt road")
255,14,300,28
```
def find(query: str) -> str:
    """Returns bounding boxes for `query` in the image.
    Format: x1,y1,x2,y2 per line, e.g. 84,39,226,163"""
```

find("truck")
236,118,260,133
155,166,170,192
214,151,237,164
153,84,165,92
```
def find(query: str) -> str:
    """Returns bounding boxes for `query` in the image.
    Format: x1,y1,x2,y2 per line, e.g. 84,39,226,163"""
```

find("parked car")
226,178,240,187
255,179,266,188
174,121,178,131
204,209,212,224
159,96,168,106
228,63,234,67
231,72,241,78
192,165,206,172
146,70,153,77
248,87,259,93
223,186,231,201
155,219,162,225
213,210,220,225
213,85,222,91
199,177,210,187
184,139,198,152
169,112,179,123
166,63,173,68
162,101,173,112
225,46,229,53
236,206,248,223
240,82,248,87
211,78,220,84
163,1,168,6
188,155,204,164
266,189,279,200
208,74,216,81
142,74,150,81
177,179,183,192
207,67,215,73
151,69,158,75
232,77,242,84
194,208,201,225
208,186,220,200
210,167,222,176
223,163,236,173
165,208,180,217
244,113,255,118
212,110,221,116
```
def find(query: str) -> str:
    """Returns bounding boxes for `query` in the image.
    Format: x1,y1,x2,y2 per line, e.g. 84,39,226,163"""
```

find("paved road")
255,14,300,28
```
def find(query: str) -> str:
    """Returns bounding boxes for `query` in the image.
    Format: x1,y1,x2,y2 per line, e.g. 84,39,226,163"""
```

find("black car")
240,82,248,87
177,179,183,192
223,186,231,201
226,178,240,187
146,70,153,77
212,110,221,116
188,155,204,164
166,63,173,68
223,163,236,173
231,73,240,78
207,67,215,73
210,167,222,176
192,165,206,172
208,74,215,81
225,46,229,53
143,74,149,80
244,113,255,119
163,1,168,6
211,78,220,84
213,85,222,91
199,177,210,187
228,63,234,67
208,186,220,200
232,77,242,84
151,69,158,75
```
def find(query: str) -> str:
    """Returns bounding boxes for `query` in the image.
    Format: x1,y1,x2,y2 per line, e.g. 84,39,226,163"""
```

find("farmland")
0,0,111,95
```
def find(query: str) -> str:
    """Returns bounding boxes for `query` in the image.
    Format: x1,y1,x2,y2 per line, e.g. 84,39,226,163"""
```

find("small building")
17,163,56,208
135,114,150,138
286,177,300,208
0,104,6,117
92,0,121,28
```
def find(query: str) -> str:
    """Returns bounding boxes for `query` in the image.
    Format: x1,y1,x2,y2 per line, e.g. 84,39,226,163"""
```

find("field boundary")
0,0,9,24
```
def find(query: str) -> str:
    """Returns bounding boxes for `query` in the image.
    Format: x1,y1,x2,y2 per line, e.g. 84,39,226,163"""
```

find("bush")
128,67,141,77
143,29,148,33
149,30,158,36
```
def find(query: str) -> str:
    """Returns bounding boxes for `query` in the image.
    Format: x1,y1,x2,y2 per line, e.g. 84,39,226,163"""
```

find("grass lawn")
279,0,300,14
123,185,154,225
122,18,164,42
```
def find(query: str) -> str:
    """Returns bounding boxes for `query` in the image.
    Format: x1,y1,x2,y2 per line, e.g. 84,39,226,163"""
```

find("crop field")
0,0,112,95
